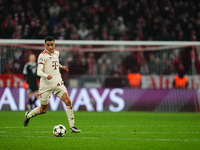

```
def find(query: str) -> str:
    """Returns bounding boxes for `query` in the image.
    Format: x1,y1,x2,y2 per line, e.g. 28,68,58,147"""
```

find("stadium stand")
0,0,199,41
0,0,200,87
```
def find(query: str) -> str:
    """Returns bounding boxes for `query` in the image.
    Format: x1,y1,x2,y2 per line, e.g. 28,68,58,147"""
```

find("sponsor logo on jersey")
39,58,43,62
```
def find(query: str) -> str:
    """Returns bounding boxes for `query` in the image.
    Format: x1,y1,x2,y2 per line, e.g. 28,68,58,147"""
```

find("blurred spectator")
109,20,121,40
173,64,188,89
100,26,109,40
98,64,110,76
48,2,61,29
189,49,197,75
154,57,163,74
1,14,16,38
87,52,97,76
38,25,49,39
97,53,111,76
170,49,180,73
177,31,185,41
148,54,164,75
69,52,88,75
190,31,197,41
30,14,40,38
161,52,172,74
48,2,61,18
60,17,70,38
78,23,89,39
5,59,14,73
117,16,126,34
123,52,138,73
127,66,142,88
12,51,24,73
1,21,15,38
139,59,149,74
12,25,22,39
19,16,30,39
110,53,124,76
156,27,171,41
69,25,79,40
53,23,65,39
148,53,156,74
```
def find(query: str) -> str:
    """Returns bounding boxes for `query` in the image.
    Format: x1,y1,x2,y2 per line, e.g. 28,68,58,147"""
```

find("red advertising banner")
142,75,200,89
1,74,200,89
0,74,24,87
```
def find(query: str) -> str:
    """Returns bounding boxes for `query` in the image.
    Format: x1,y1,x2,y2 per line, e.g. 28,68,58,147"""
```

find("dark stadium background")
0,1,200,150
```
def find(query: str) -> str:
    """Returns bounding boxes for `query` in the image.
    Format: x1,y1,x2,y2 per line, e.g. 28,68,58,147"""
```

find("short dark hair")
45,36,55,43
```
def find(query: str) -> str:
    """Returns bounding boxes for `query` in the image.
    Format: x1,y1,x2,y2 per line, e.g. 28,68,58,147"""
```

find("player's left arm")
59,64,69,72
58,51,69,72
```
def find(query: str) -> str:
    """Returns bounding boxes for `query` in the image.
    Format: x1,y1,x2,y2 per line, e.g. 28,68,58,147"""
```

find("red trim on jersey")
38,62,44,65
41,49,52,56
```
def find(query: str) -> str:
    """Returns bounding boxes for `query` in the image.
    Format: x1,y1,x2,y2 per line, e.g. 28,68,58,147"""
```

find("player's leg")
23,89,51,127
28,92,33,110
61,92,81,133
27,104,48,118
26,87,33,110
23,104,48,127
31,91,39,107
60,92,74,126
27,86,38,110
31,85,39,107
55,85,81,133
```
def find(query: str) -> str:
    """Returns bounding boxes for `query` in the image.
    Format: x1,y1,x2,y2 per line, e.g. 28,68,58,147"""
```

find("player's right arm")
37,54,52,80
37,64,52,79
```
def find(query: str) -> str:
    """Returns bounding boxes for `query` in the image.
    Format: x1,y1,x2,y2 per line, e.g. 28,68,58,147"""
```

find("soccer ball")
53,124,66,137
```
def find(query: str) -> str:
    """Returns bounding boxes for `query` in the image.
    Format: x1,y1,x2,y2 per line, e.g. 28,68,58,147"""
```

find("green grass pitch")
0,111,199,150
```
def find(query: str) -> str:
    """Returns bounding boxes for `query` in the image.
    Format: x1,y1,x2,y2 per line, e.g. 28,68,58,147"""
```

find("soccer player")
23,54,39,110
23,36,81,133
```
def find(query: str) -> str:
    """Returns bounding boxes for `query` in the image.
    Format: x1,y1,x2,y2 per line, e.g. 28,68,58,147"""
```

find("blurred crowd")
0,0,200,86
1,45,197,77
0,0,200,41
61,46,197,77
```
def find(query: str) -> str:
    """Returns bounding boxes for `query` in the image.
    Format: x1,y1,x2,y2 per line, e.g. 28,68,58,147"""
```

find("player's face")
45,41,55,53
29,54,36,62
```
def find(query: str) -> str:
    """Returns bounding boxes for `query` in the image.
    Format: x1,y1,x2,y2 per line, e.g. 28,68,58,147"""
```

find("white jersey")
37,49,62,88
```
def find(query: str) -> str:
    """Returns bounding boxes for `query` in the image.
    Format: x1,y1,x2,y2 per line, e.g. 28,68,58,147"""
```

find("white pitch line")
83,125,200,128
0,130,199,134
1,125,200,129
0,135,199,142
83,131,200,134
1,130,199,134
21,131,52,133
0,126,53,129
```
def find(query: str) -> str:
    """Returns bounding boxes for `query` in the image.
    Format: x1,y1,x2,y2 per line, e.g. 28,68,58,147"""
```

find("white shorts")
39,83,67,105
